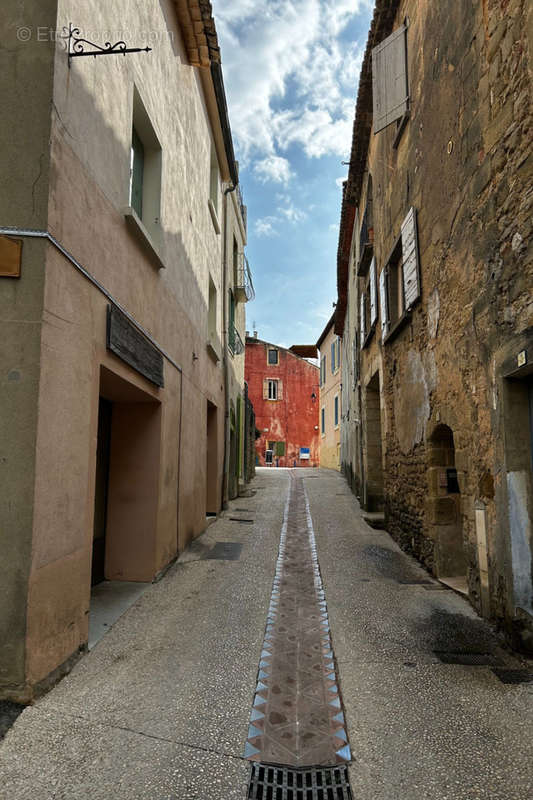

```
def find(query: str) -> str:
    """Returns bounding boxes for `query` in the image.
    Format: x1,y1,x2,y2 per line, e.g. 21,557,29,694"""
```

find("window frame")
268,379,278,401
321,406,325,436
267,348,279,366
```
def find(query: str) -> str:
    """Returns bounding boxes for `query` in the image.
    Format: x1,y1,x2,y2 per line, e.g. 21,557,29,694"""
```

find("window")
331,341,336,373
336,337,341,371
334,395,339,427
210,146,219,214
208,276,217,341
233,236,239,286
360,258,378,348
320,355,326,386
268,348,279,365
382,206,421,341
208,145,220,233
275,441,285,457
321,407,325,435
372,24,409,134
128,87,162,242
130,128,144,218
263,378,283,401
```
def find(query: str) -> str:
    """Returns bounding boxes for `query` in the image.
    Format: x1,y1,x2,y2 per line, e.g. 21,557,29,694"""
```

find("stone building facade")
317,313,342,470
336,0,533,650
0,0,252,700
245,337,320,468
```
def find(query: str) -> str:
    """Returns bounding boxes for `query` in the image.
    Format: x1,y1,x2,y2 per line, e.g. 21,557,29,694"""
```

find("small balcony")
357,206,374,276
228,320,245,356
235,253,255,303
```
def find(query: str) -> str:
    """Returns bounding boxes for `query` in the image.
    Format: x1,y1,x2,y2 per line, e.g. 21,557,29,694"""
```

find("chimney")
245,330,250,338
253,331,258,338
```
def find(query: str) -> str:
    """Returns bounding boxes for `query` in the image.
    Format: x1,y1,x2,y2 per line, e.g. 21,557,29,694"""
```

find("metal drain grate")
491,668,533,684
229,517,254,523
248,763,352,800
434,650,501,666
204,542,242,560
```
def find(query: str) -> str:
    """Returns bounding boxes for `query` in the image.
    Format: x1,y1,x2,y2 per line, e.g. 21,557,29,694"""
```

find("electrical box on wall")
0,235,22,277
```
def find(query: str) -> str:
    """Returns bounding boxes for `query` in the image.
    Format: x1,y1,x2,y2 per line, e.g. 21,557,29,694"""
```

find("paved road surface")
0,468,532,799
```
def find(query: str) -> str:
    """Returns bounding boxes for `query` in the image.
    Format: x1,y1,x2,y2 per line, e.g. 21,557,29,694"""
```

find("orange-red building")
245,336,320,467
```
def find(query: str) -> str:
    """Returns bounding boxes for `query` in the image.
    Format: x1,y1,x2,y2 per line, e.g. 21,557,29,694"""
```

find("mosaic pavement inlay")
244,472,351,767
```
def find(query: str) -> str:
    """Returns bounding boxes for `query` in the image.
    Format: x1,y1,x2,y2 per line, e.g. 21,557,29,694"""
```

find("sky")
211,0,373,349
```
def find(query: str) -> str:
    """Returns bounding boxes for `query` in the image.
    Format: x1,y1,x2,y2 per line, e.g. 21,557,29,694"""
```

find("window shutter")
360,293,365,347
401,206,420,310
372,25,408,134
277,380,283,400
369,257,378,326
352,336,358,386
263,379,269,400
379,267,389,338
331,341,335,373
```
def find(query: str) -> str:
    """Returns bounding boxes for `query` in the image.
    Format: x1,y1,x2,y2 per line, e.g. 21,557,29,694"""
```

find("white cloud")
254,155,293,185
278,204,307,224
329,223,339,232
254,216,280,237
212,0,367,165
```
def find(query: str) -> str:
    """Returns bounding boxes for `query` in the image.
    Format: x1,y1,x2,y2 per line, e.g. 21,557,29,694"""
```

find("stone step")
362,511,385,529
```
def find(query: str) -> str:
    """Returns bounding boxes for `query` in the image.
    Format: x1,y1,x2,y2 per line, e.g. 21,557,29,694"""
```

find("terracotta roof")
335,0,401,334
289,345,318,359
173,0,220,67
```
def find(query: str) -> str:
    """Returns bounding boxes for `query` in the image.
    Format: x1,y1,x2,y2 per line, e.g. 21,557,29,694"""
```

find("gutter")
210,61,239,187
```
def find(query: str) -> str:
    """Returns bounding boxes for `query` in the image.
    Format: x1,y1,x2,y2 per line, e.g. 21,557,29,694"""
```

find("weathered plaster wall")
245,340,320,468
319,326,341,470
0,0,58,697
352,0,533,638
1,0,235,696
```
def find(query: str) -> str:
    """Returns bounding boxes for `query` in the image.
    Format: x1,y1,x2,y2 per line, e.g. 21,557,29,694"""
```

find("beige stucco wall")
319,326,341,470
1,0,235,696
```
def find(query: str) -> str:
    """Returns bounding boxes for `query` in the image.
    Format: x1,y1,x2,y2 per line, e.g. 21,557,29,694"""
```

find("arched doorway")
427,424,467,592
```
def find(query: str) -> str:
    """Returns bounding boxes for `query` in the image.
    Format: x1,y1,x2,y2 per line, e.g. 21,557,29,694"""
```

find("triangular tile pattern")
244,472,351,767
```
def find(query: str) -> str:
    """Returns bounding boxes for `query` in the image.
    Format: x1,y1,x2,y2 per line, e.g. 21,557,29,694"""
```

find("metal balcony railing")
235,253,255,302
228,320,245,356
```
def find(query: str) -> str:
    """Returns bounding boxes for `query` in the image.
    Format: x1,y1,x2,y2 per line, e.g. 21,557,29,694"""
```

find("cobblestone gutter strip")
244,471,351,767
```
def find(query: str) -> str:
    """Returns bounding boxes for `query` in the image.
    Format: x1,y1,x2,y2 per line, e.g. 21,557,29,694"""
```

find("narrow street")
1,469,532,800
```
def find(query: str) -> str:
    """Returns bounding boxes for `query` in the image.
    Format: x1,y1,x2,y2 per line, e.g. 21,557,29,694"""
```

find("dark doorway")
206,401,218,515
92,397,112,586
364,372,384,511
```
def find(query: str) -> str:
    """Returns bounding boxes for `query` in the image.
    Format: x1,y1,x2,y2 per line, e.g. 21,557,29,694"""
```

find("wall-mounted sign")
300,447,310,460
517,350,527,368
0,235,22,277
107,305,164,387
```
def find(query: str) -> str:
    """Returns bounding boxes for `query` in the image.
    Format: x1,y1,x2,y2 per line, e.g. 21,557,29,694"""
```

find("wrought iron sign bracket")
64,23,152,67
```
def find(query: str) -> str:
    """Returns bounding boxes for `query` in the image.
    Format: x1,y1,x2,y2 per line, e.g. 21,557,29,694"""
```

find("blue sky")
212,0,373,348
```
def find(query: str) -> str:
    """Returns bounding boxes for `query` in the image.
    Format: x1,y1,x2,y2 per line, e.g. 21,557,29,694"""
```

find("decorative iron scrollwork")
63,23,152,67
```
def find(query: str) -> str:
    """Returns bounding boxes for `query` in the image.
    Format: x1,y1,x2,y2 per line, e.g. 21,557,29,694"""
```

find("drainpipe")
221,182,237,509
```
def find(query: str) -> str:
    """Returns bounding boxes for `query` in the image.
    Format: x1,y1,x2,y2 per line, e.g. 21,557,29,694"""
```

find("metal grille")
491,669,533,684
433,651,501,666
204,542,242,560
248,764,352,800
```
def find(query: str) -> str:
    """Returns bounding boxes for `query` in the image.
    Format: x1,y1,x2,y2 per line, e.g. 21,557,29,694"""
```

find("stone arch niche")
426,424,468,592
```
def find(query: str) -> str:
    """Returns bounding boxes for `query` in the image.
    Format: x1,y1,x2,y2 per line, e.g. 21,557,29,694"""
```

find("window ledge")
361,322,376,350
383,311,411,344
124,207,165,269
208,199,221,234
206,337,221,363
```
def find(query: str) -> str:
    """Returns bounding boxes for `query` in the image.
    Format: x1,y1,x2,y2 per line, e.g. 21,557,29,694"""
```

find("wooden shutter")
369,257,378,326
401,206,420,310
379,267,389,338
263,379,269,400
360,293,365,347
372,25,408,133
277,380,283,400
